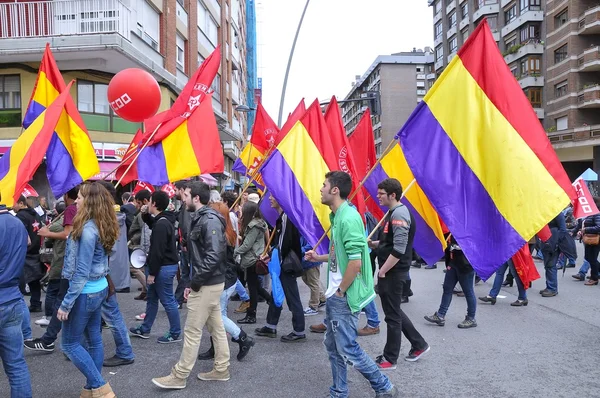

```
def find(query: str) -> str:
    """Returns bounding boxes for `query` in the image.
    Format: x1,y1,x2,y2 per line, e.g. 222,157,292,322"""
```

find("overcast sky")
256,0,433,125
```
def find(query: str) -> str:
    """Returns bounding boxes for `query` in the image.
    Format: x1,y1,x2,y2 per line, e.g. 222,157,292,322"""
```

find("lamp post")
277,0,311,127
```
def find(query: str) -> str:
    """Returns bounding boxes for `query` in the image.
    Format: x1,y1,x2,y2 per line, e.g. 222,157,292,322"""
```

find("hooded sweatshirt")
145,211,179,276
234,218,268,269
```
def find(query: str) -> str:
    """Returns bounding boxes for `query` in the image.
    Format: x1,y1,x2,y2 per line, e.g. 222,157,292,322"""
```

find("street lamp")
235,105,256,112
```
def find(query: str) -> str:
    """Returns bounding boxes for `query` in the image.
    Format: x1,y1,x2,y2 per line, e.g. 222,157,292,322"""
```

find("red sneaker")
375,355,397,370
405,345,430,362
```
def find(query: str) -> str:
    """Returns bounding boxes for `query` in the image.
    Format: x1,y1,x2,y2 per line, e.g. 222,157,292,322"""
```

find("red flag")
143,46,221,146
572,178,599,219
132,181,155,195
250,103,280,152
537,225,551,242
161,183,176,198
22,184,39,198
348,108,384,220
275,99,306,146
324,96,366,220
512,244,540,290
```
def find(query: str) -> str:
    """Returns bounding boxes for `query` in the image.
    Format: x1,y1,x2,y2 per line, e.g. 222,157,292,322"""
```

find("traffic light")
362,91,381,116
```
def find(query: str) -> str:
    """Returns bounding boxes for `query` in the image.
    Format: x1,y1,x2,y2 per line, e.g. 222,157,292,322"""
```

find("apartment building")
544,0,600,176
0,0,253,193
430,0,546,122
341,49,435,157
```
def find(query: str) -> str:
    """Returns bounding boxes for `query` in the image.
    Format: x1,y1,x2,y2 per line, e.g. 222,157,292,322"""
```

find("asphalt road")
2,250,600,398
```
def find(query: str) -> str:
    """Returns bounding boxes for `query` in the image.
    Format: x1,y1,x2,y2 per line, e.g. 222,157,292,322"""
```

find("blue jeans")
324,295,393,398
578,260,591,276
141,265,181,336
62,288,107,390
542,246,559,293
489,261,527,300
221,285,241,340
44,280,61,318
0,298,32,398
235,279,250,302
102,294,134,360
41,279,69,346
362,300,380,328
439,267,476,320
20,298,31,340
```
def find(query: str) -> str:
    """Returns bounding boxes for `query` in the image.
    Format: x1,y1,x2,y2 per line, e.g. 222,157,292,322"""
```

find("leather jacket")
189,206,226,291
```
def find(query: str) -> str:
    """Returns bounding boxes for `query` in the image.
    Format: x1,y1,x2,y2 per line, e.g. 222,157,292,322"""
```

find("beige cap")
248,193,260,204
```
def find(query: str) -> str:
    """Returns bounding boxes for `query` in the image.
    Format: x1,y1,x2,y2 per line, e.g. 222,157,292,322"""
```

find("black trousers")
20,280,42,308
266,272,305,333
245,266,270,318
378,272,427,364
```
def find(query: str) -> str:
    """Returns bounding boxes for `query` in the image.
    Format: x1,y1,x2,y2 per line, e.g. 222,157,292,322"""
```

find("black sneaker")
24,338,55,352
254,326,277,338
103,355,134,367
375,386,399,398
318,300,326,308
29,306,43,313
280,332,306,343
129,326,150,339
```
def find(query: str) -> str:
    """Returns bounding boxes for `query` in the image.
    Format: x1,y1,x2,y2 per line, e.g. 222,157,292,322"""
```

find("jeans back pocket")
85,289,107,313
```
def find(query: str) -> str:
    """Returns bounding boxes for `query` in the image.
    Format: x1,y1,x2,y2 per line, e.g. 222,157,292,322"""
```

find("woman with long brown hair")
197,202,255,362
56,182,120,398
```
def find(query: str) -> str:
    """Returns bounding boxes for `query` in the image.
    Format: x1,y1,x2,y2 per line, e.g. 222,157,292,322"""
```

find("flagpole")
114,123,162,188
229,145,275,211
310,140,406,251
277,0,311,127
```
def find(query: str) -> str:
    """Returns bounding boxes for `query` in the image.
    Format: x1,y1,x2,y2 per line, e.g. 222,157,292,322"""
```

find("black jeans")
26,280,42,308
266,272,305,333
42,279,70,345
175,251,191,305
44,279,61,317
585,244,600,281
378,272,427,364
246,266,270,318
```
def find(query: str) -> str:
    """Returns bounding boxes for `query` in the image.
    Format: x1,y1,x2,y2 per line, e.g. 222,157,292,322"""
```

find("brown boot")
91,382,116,398
134,292,147,301
357,325,380,336
80,388,92,398
309,323,326,333
234,301,250,313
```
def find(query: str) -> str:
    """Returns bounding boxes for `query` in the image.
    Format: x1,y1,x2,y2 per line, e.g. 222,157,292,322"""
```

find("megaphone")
130,248,146,269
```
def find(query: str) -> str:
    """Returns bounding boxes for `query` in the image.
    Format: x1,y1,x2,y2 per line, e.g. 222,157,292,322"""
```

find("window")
554,44,568,63
434,1,442,14
435,45,444,62
505,5,516,24
198,52,205,68
0,75,21,128
520,23,540,42
525,88,542,107
510,66,518,77
435,21,443,39
556,116,568,131
520,60,527,76
520,0,540,12
77,80,140,133
198,1,218,46
449,36,458,53
555,8,568,29
211,74,221,102
207,16,218,45
461,3,468,19
554,80,568,98
487,15,498,31
527,56,541,73
176,34,185,70
448,11,457,27
461,28,469,43
135,0,160,50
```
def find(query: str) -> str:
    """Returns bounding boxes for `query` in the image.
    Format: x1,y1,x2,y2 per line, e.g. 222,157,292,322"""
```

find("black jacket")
274,213,302,261
189,206,227,291
121,203,136,232
177,206,193,248
224,245,237,289
16,207,42,256
143,211,179,277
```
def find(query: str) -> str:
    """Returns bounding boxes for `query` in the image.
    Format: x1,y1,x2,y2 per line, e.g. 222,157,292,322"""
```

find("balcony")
548,124,600,147
434,34,444,47
518,73,544,88
472,2,500,23
503,40,544,64
447,52,457,63
447,25,457,38
176,1,189,35
434,10,442,23
501,9,544,37
435,59,444,71
500,0,513,7
578,6,600,35
426,73,436,79
446,1,456,15
223,141,240,160
577,46,600,72
459,17,469,31
577,85,600,108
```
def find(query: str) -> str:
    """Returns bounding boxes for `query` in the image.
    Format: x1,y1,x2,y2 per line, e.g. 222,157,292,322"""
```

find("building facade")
0,0,252,194
341,49,435,157
430,0,546,122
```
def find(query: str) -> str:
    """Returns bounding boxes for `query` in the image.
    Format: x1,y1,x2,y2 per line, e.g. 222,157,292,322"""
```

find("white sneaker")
135,313,146,321
303,308,319,316
35,316,50,327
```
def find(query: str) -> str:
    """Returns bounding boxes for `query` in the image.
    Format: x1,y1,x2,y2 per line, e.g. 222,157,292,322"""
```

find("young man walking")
152,182,230,390
306,171,398,398
368,178,430,368
130,191,181,343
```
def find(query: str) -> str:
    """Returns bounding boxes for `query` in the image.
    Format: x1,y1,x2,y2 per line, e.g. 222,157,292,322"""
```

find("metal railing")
0,0,130,39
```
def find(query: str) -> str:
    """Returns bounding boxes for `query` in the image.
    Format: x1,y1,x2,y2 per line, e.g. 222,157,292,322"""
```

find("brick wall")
163,0,177,75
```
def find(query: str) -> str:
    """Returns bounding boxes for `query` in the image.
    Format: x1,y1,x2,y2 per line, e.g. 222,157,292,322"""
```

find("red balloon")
107,69,161,123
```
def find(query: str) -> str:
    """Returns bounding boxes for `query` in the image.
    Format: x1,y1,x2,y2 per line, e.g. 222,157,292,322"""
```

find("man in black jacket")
255,195,306,342
15,195,44,312
152,182,230,390
130,191,182,344
368,178,429,369
174,181,193,307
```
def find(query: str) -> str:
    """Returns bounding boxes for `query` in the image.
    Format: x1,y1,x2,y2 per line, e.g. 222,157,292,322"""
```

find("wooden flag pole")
114,122,163,188
101,146,142,182
228,145,275,211
311,139,399,250
261,227,278,258
366,178,416,240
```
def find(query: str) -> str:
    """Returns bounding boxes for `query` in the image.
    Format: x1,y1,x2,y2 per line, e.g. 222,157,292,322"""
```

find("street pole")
277,0,311,127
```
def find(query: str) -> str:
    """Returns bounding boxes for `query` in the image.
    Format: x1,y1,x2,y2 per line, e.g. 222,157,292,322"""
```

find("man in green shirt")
305,171,397,398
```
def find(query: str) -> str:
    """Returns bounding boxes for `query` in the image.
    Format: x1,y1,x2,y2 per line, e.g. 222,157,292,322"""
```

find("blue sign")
257,77,262,89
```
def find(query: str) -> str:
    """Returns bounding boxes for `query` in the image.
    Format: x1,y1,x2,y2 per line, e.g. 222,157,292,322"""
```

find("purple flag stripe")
138,143,170,185
46,133,83,197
